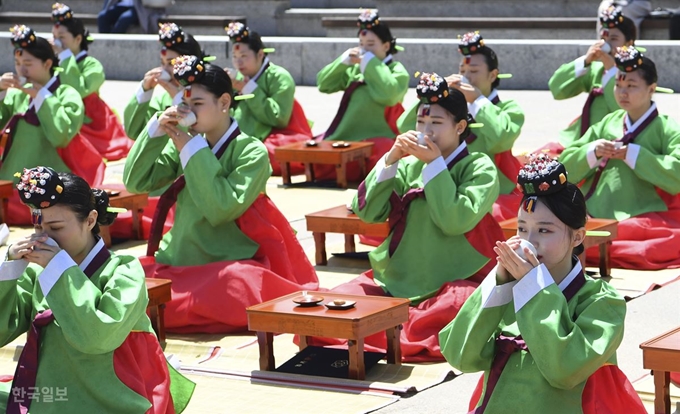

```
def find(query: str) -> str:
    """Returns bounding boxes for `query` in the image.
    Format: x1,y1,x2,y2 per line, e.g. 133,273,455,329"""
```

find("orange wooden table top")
247,291,409,339
305,205,390,237
274,141,374,164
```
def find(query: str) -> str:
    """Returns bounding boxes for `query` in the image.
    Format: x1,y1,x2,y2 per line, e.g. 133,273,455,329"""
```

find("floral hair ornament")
51,2,74,25
172,54,206,99
517,153,568,213
599,4,624,36
613,46,675,92
413,71,485,128
458,31,485,64
158,22,185,55
10,25,37,56
357,9,380,35
15,166,64,224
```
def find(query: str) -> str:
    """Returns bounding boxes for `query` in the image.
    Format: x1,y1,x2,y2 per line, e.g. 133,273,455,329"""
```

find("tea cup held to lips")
158,69,172,82
52,38,63,49
600,42,612,54
515,239,537,261
17,76,27,86
177,111,197,127
460,75,471,85
416,132,427,146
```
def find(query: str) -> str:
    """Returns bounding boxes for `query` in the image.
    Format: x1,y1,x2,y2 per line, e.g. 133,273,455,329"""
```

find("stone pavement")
99,81,679,413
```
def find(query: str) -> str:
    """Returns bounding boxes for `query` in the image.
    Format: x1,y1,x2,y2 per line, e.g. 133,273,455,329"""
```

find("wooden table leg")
348,338,366,380
299,335,310,351
257,332,275,371
599,241,612,277
281,162,292,185
157,304,166,344
304,163,315,183
344,234,356,253
132,208,143,240
385,325,402,365
335,163,348,189
653,370,671,414
313,232,327,266
0,197,8,223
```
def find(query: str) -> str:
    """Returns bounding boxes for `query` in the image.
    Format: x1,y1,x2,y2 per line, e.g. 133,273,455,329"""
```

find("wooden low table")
305,205,390,265
274,141,374,189
499,217,618,277
100,190,149,247
247,291,409,380
0,180,13,223
640,326,680,414
145,278,172,344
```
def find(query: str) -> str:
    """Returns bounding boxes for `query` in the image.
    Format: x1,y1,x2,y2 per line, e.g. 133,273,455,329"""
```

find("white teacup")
158,69,172,81
17,76,27,86
600,42,612,54
416,132,427,146
53,38,63,49
178,111,197,127
460,75,471,85
614,141,623,150
515,239,537,261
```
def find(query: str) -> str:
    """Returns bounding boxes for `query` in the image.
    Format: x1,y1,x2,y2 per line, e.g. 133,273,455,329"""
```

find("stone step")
0,0,287,35
323,16,672,40
374,0,680,17
2,32,678,92
280,8,364,37
290,0,373,7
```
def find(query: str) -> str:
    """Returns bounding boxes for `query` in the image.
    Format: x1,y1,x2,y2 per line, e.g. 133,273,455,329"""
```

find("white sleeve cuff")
512,264,555,312
172,89,184,106
422,156,447,186
0,260,28,281
468,95,492,118
375,154,399,183
58,49,74,62
146,115,165,138
587,142,600,169
136,81,153,104
38,250,76,297
480,267,518,308
0,90,6,101
179,135,208,169
625,143,640,169
240,79,258,95
360,51,376,73
574,56,588,78
340,50,352,65
601,66,618,88
33,87,53,113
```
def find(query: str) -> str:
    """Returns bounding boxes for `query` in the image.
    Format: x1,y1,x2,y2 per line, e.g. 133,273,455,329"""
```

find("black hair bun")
91,188,117,226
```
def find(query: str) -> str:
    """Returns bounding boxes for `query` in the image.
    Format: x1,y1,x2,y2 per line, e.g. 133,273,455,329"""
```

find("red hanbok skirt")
141,195,319,333
265,99,313,176
305,214,504,362
586,189,680,270
80,93,133,161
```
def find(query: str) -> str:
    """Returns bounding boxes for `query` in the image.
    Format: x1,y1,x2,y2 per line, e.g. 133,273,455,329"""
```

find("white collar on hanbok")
486,89,499,102
443,141,468,166
557,259,583,292
79,237,106,271
625,101,657,133
209,118,240,153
